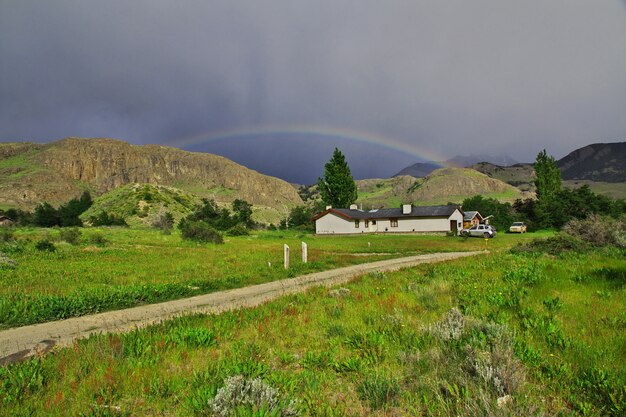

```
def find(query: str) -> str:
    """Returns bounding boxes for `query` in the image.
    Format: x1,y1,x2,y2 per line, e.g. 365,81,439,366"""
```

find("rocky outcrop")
0,137,302,210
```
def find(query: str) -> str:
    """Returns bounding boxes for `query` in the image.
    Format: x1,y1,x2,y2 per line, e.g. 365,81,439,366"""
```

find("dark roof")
313,205,461,221
463,211,482,221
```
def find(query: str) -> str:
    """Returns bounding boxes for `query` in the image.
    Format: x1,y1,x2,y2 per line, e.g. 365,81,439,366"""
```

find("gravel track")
0,251,483,364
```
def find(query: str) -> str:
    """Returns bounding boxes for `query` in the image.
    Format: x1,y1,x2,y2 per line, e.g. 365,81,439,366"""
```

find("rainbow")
168,124,449,165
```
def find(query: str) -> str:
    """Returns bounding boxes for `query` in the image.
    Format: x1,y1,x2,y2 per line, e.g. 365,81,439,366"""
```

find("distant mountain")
393,162,442,178
446,154,519,167
557,142,626,182
0,138,302,222
394,154,518,178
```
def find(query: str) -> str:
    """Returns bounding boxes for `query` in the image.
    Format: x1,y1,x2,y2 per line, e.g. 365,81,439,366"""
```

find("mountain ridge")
0,137,303,213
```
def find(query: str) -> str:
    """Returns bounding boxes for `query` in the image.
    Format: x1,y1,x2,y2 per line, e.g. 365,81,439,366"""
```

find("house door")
369,220,378,232
450,220,457,233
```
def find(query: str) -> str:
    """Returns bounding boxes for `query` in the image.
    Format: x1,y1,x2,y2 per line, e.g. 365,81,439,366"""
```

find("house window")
390,218,398,227
355,220,360,228
365,220,369,227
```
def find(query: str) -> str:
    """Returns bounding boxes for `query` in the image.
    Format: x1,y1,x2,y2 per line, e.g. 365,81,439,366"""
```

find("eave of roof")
313,205,462,221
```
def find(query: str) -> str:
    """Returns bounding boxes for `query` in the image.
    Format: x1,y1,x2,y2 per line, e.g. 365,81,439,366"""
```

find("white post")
302,242,308,263
284,244,290,269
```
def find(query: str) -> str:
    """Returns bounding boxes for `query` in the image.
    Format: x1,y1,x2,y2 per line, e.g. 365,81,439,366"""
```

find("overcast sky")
1,0,625,183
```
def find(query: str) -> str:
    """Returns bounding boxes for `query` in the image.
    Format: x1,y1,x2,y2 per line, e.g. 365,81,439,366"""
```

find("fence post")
302,242,308,263
284,244,290,269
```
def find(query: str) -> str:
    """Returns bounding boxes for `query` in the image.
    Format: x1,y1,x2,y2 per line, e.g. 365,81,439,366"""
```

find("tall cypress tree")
317,148,358,208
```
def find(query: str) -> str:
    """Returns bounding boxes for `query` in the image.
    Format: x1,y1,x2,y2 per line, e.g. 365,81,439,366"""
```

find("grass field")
0,228,541,328
0,238,623,416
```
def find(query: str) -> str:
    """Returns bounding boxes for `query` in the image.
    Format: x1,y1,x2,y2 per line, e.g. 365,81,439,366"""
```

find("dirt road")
0,251,483,364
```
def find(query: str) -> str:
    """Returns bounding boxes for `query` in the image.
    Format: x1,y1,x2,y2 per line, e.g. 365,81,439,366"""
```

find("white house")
313,204,464,235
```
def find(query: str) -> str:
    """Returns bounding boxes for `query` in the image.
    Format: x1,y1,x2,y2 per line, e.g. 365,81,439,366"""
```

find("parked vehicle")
509,222,527,233
461,224,496,238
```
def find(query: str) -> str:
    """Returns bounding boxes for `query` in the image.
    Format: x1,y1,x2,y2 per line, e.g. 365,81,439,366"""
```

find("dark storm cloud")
1,0,625,182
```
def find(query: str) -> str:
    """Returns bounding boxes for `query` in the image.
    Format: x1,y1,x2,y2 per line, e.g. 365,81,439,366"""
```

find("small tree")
231,199,254,228
34,203,60,227
287,205,314,231
317,148,358,208
153,210,175,232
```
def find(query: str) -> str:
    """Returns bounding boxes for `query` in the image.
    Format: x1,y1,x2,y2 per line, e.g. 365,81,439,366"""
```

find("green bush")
34,239,56,252
88,233,108,246
59,227,82,245
511,235,590,255
226,223,249,236
180,220,224,244
152,211,175,232
89,211,128,227
0,228,15,243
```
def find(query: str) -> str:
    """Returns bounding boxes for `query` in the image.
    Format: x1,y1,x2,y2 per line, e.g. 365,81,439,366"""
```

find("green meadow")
0,239,624,416
0,228,537,328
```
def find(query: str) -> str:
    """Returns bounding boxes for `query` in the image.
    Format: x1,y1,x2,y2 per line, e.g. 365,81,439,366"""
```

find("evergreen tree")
317,148,358,208
534,149,561,201
232,199,253,228
34,202,60,227
534,149,562,228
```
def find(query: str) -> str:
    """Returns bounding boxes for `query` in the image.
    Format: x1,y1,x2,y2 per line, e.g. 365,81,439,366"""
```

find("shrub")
0,228,15,243
328,288,351,298
180,221,224,244
562,214,625,248
511,235,590,255
226,223,249,236
152,211,174,232
89,211,128,227
59,227,82,245
467,339,525,396
35,239,56,252
431,308,466,341
0,251,17,268
208,375,299,417
88,233,108,246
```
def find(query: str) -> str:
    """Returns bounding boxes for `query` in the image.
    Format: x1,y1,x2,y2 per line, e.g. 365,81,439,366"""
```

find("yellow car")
509,222,527,233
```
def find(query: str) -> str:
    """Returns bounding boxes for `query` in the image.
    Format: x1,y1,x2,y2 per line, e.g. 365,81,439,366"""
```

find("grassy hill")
80,184,198,227
354,168,528,208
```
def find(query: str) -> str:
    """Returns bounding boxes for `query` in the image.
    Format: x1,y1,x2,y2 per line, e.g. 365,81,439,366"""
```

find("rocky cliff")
0,138,303,211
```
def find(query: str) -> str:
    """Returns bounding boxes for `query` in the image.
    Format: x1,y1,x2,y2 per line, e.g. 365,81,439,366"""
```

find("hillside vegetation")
80,184,197,227
353,168,529,209
0,138,302,219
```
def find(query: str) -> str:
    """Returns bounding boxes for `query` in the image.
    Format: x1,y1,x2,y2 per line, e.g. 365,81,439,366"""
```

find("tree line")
461,150,625,231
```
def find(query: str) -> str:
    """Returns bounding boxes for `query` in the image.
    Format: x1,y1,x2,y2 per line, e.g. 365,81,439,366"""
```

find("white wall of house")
315,209,464,234
315,213,367,234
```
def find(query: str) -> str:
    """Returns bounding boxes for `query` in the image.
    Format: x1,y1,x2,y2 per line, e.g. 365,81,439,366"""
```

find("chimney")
402,204,412,215
349,204,358,210
326,205,332,210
